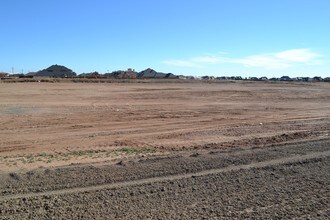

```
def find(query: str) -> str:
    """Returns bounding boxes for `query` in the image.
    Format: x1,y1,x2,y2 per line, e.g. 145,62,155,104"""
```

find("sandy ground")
0,81,329,171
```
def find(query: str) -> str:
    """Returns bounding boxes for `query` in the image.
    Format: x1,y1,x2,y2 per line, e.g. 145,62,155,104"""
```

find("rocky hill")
138,68,177,79
34,65,76,78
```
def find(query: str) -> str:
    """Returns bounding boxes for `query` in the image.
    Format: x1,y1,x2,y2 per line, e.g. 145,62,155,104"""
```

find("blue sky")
1,0,329,77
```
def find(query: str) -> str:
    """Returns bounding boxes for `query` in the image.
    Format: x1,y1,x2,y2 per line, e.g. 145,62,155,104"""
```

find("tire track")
1,150,329,202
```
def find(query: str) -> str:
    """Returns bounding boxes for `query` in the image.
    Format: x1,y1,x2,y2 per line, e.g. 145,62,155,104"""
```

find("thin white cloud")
275,49,319,62
236,49,322,69
235,55,292,69
163,48,324,70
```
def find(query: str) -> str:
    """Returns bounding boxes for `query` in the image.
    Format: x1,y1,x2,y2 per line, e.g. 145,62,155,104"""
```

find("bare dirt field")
0,81,329,171
0,80,329,219
0,140,329,219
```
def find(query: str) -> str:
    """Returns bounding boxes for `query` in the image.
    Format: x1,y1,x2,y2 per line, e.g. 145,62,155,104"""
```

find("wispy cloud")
163,49,324,70
275,49,319,62
236,49,322,69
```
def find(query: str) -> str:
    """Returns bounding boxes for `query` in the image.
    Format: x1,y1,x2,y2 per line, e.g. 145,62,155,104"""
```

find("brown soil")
0,80,329,218
0,139,329,219
0,81,329,172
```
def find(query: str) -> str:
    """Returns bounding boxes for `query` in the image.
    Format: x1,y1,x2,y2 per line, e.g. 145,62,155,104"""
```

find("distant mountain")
34,65,76,78
104,68,177,79
138,68,177,79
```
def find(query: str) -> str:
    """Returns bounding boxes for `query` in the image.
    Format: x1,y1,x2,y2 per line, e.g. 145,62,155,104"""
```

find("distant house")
201,76,210,80
178,75,190,79
280,76,292,81
34,64,76,78
25,72,37,77
216,76,231,80
19,75,33,78
122,70,138,79
259,76,268,81
0,72,8,78
324,77,330,82
312,76,323,82
79,71,106,79
249,77,259,81
6,74,32,79
106,69,138,79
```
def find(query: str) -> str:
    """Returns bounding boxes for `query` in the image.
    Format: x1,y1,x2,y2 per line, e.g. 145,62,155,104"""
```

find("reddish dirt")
0,80,329,219
0,81,329,171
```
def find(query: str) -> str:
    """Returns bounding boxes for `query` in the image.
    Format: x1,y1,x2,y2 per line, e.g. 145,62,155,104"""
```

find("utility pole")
12,67,14,75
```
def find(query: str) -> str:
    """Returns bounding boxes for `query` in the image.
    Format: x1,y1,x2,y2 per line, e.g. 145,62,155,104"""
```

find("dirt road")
0,139,329,219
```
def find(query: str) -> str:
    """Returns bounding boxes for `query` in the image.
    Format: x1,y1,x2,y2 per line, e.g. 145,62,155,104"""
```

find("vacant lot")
0,80,329,218
0,81,329,171
0,139,329,219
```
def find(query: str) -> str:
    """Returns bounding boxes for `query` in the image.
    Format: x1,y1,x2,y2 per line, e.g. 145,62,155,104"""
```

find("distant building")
312,76,323,82
217,76,230,80
0,72,8,78
79,71,106,79
249,77,259,81
0,73,10,80
106,69,138,79
280,76,292,81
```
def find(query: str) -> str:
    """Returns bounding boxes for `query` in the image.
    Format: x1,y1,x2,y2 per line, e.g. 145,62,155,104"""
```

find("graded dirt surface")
0,139,329,219
0,81,329,219
0,81,329,171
